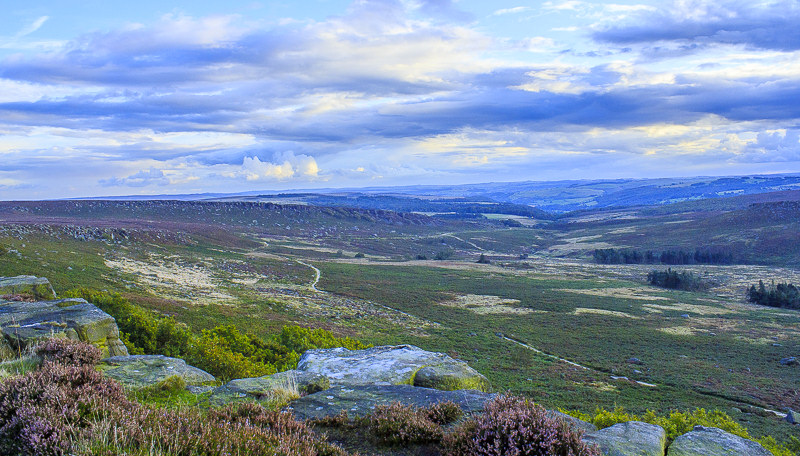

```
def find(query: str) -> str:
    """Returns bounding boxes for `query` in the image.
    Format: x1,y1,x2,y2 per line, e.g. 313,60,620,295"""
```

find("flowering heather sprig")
442,395,601,456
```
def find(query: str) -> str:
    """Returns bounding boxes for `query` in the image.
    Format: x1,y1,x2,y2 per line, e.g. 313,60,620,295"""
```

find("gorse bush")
442,395,600,456
0,339,346,456
63,288,369,381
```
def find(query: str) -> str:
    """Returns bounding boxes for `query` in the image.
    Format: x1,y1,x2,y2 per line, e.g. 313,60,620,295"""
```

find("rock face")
0,298,128,357
666,426,771,456
582,421,667,456
287,384,494,420
210,370,329,405
99,355,216,388
297,345,490,392
0,276,56,300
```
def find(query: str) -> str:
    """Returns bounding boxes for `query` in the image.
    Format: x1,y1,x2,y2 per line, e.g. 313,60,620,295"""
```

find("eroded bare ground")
105,250,435,336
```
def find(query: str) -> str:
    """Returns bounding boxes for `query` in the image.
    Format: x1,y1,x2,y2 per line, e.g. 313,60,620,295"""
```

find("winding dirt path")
294,259,321,292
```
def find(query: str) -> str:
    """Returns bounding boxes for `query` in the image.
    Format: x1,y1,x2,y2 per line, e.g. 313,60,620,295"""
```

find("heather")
442,395,600,456
0,339,345,456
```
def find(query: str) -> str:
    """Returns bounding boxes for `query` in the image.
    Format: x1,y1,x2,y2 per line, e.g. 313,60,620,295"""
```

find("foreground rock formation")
99,355,216,389
0,276,128,358
297,344,490,391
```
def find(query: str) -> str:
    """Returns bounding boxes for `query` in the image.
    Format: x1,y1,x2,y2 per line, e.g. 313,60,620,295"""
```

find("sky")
1,0,799,199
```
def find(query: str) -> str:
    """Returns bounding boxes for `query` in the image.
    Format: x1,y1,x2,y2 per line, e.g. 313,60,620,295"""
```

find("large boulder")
210,370,329,405
287,384,495,420
666,426,771,456
582,421,667,456
99,355,216,389
0,298,128,357
297,345,490,392
0,276,56,300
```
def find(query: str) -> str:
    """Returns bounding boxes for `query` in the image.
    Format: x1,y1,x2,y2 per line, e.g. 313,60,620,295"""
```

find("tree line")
593,248,735,265
647,268,709,291
747,281,800,310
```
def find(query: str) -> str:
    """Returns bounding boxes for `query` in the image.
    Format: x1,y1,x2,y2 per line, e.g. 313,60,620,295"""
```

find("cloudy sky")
1,0,799,199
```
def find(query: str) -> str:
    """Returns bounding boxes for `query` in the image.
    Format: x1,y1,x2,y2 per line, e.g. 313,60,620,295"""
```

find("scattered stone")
99,355,215,388
210,370,329,405
779,357,798,366
583,421,666,456
680,314,690,318
287,384,494,420
547,410,598,434
666,425,771,456
297,345,490,392
627,357,644,365
0,298,128,357
785,409,799,425
0,276,56,300
772,343,782,347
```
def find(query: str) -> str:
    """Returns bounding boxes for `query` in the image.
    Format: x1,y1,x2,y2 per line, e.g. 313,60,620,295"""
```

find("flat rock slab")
297,345,490,392
99,355,216,388
209,370,329,406
666,426,771,456
583,421,666,456
0,276,56,300
0,298,128,357
287,384,495,421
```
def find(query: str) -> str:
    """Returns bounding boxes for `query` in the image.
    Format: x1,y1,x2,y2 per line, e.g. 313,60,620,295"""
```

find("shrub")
443,395,600,456
364,402,444,446
0,340,346,456
64,288,369,381
35,338,102,367
425,400,464,425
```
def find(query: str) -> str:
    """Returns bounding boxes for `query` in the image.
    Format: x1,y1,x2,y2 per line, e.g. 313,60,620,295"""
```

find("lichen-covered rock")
209,370,329,405
583,421,666,456
0,298,128,357
99,355,216,388
0,276,56,300
547,410,598,434
297,345,490,392
287,384,495,420
666,426,771,456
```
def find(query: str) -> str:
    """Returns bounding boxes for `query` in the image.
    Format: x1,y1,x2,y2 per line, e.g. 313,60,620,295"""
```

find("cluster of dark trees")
593,248,735,265
747,281,800,309
647,268,709,291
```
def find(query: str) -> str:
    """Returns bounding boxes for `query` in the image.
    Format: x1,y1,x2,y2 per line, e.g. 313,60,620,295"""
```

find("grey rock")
583,421,666,456
779,357,797,366
627,357,644,365
210,370,329,405
785,409,799,425
287,384,494,420
0,276,56,300
0,298,128,357
99,355,215,388
297,345,490,392
547,410,598,433
666,426,771,456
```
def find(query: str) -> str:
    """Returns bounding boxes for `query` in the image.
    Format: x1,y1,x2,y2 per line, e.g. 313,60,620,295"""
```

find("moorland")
1,174,799,453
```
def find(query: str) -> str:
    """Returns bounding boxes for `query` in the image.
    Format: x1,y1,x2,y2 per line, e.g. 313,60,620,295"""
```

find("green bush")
64,288,369,381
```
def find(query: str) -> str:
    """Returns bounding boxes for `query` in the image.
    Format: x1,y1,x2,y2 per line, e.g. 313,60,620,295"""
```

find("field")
1,197,799,443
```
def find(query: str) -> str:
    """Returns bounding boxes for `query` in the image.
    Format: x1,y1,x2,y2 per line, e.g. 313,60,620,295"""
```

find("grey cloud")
593,0,800,51
99,168,170,187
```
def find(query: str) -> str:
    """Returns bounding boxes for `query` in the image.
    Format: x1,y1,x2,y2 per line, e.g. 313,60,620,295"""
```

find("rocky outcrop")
297,345,490,392
0,297,128,357
98,355,215,388
582,421,667,456
666,426,771,456
0,276,56,300
287,384,494,420
210,370,329,405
